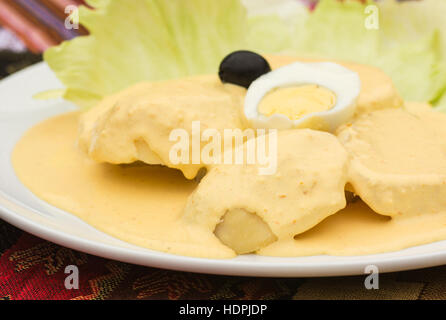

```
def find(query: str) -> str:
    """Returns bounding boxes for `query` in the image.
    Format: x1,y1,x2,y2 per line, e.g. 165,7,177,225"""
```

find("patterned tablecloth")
2,217,446,300
1,0,446,301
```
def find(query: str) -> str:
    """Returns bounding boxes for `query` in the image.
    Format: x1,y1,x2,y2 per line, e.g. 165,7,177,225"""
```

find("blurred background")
0,0,89,78
0,0,87,52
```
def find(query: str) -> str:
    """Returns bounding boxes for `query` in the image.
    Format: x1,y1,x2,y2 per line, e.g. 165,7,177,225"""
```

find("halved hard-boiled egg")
244,62,361,132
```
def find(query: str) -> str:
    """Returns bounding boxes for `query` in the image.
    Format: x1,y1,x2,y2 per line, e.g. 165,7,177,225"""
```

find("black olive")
219,50,271,88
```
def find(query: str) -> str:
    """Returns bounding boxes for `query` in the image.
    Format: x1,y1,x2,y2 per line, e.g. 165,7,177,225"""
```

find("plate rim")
4,189,446,278
2,62,446,278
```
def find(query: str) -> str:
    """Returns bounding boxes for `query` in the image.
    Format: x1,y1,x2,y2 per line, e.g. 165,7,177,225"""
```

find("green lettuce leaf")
243,0,309,54
378,0,446,108
290,0,446,108
294,0,380,63
376,31,446,104
44,0,248,108
378,0,446,55
44,0,446,111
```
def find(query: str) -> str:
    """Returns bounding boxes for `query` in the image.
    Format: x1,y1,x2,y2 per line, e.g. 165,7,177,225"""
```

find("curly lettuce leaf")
295,0,380,63
379,0,446,54
291,0,446,108
44,0,446,111
378,0,446,108
44,0,248,108
376,31,446,104
243,0,309,54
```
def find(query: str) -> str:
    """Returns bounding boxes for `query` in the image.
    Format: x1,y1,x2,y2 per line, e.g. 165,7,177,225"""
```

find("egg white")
244,62,361,132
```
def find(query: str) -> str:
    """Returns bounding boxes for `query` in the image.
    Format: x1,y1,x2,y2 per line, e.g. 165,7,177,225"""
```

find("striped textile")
0,0,87,53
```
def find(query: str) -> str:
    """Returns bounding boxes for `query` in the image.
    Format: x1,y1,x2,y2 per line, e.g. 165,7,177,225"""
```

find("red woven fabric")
0,221,304,300
4,219,446,300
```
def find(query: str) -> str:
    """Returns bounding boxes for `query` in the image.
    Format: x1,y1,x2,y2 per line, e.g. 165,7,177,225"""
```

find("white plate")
2,63,446,278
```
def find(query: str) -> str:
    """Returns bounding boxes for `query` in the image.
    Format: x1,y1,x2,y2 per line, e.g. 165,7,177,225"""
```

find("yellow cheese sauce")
12,113,234,259
12,111,446,258
77,75,246,180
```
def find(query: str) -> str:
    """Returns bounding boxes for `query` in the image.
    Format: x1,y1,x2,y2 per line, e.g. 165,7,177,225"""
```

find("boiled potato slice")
215,208,277,254
337,108,446,217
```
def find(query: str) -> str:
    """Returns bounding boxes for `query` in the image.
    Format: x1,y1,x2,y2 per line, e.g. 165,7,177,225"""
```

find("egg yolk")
258,85,336,120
